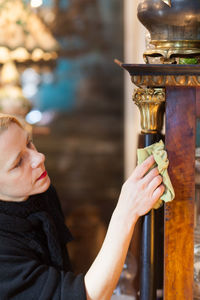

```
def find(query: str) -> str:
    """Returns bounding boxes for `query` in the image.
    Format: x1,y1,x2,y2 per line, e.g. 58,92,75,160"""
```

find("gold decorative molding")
133,88,165,133
131,74,200,88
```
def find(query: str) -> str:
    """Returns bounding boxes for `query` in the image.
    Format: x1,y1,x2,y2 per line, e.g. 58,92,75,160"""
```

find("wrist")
111,206,138,234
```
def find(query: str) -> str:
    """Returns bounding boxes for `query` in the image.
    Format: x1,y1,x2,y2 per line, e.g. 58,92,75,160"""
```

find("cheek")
6,172,34,195
10,166,33,185
7,174,24,189
0,175,19,194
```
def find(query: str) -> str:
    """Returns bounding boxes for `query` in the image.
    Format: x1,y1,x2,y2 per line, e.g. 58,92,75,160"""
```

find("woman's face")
0,122,51,201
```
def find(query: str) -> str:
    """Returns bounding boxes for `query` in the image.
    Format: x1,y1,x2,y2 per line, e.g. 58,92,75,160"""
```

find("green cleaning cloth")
137,140,175,209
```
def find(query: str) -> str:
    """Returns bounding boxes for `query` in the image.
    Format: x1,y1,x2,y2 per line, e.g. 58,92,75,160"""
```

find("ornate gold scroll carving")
131,74,200,88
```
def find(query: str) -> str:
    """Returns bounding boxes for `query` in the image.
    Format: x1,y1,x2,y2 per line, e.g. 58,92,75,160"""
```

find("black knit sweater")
0,185,86,300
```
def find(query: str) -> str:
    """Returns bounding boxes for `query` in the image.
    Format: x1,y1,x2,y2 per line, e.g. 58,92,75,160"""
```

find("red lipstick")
37,170,47,181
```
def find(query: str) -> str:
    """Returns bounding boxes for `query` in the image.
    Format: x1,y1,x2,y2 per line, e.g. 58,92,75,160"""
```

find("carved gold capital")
133,88,165,133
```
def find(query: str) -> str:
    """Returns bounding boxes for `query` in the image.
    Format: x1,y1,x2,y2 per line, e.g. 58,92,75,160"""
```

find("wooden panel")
196,87,200,118
164,87,196,300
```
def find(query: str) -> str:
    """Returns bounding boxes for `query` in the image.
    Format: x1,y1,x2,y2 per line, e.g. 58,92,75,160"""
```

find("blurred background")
35,0,124,274
0,0,146,277
16,0,123,274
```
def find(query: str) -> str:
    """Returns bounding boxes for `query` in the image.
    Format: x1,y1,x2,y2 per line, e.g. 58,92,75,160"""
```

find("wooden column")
121,64,200,299
196,87,200,118
164,87,196,299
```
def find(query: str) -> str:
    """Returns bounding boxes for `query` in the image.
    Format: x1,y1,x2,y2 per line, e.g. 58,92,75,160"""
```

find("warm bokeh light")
30,0,43,8
0,0,59,63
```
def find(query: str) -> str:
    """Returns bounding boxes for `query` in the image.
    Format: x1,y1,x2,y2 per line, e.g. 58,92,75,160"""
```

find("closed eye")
14,157,23,168
27,140,33,148
14,140,33,168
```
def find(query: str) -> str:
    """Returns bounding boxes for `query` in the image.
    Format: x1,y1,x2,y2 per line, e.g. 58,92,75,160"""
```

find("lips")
37,170,47,181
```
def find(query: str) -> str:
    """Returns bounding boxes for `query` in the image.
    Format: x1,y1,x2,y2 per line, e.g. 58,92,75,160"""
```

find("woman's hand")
116,155,165,220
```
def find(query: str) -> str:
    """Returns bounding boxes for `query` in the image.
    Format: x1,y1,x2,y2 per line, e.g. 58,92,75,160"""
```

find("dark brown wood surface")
196,87,200,118
122,64,200,76
164,87,196,299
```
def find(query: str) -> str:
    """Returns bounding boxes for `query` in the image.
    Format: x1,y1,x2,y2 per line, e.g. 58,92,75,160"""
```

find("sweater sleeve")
0,235,86,300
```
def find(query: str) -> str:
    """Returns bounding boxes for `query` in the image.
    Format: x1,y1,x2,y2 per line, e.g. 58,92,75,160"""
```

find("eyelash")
15,140,33,168
27,140,33,148
15,158,23,168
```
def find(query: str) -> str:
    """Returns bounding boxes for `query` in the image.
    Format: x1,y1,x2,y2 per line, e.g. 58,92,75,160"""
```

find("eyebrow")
9,132,30,170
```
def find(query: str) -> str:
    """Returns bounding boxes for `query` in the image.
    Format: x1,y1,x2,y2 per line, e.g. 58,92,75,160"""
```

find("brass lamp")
138,0,200,63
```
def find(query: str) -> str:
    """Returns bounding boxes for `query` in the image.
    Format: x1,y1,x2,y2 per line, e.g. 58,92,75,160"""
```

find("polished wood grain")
196,87,200,118
164,87,196,299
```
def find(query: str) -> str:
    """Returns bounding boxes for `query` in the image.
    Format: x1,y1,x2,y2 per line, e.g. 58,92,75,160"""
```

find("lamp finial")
162,0,171,6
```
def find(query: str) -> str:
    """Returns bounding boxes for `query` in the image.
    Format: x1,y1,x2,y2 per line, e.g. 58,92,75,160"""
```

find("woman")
0,114,164,300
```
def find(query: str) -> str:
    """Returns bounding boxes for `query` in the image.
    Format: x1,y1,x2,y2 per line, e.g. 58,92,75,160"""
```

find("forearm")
84,207,138,300
84,155,165,300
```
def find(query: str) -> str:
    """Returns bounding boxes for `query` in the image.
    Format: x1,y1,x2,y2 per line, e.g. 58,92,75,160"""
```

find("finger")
133,155,156,179
148,174,163,192
152,184,165,202
142,167,159,186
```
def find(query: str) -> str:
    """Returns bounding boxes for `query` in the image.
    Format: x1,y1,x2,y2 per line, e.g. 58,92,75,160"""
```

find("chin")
35,176,51,194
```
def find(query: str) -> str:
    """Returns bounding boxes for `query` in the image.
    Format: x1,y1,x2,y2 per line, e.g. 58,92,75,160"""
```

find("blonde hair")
0,113,24,132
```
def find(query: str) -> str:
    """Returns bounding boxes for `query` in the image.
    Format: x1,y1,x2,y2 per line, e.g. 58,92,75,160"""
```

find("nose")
31,150,45,169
